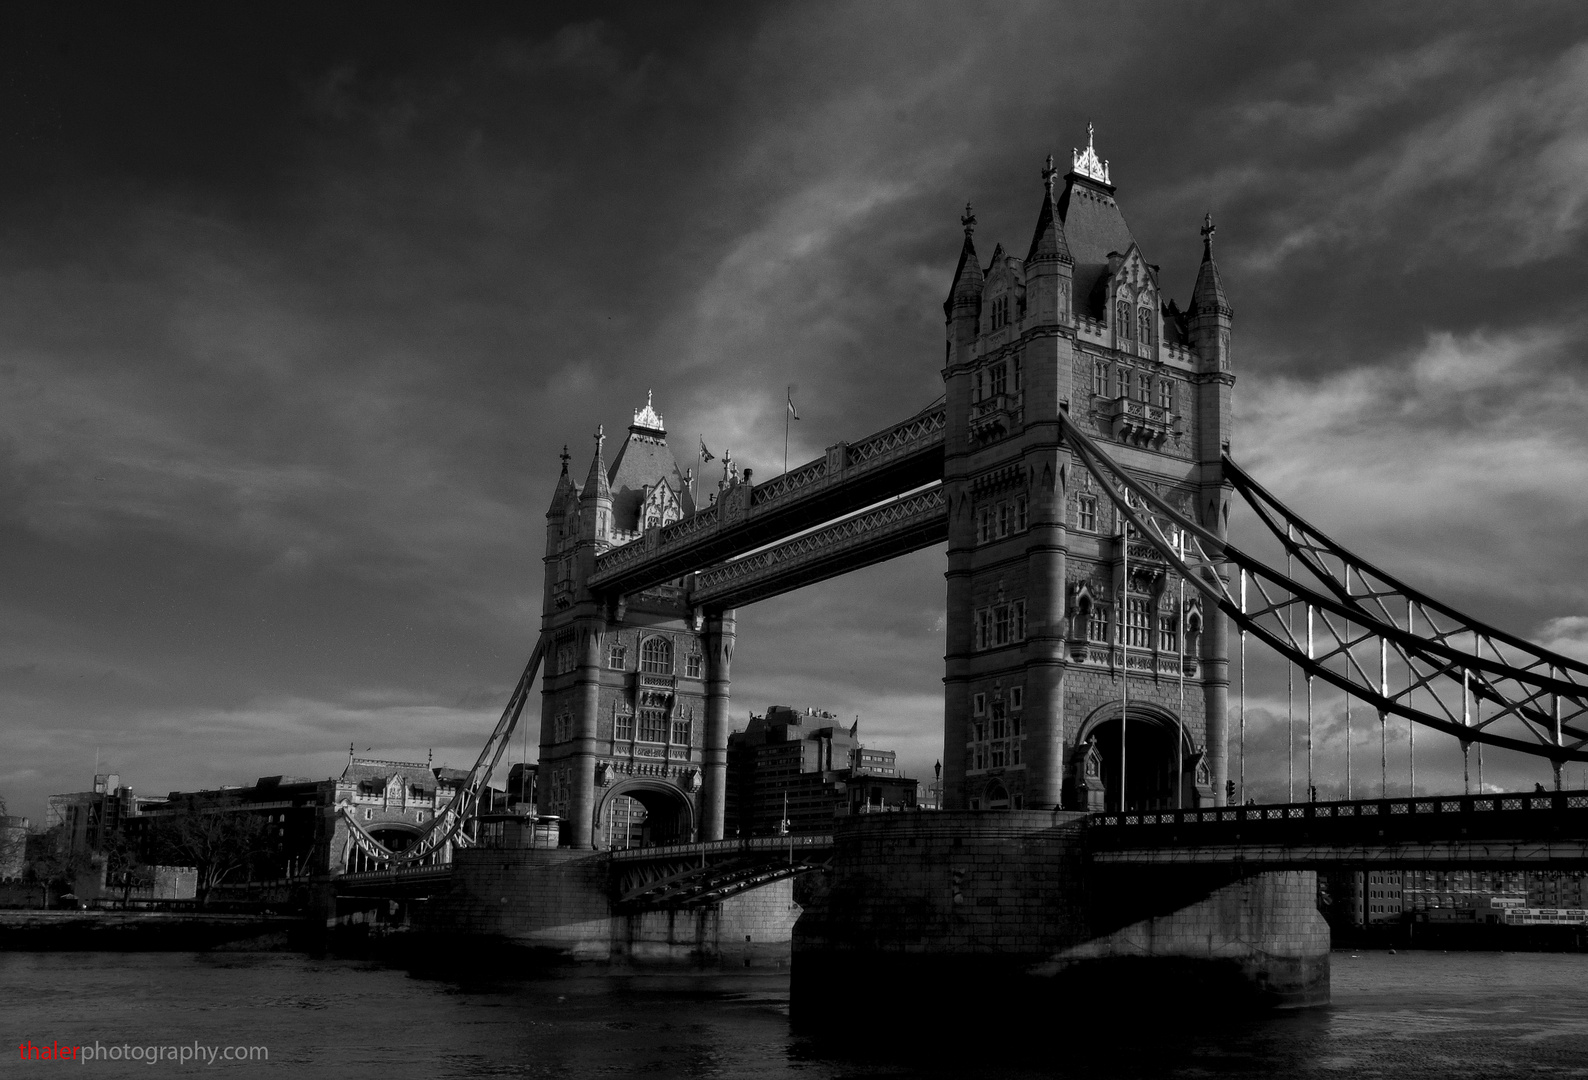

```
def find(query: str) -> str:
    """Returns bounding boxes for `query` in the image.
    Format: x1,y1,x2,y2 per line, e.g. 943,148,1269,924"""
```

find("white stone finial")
632,391,665,433
1072,122,1111,186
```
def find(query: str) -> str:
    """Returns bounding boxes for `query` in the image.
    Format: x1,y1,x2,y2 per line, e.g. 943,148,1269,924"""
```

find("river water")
4,950,1587,1078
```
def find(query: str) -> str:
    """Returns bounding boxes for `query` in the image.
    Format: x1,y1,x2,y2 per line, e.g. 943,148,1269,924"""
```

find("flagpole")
784,385,790,474
695,434,702,515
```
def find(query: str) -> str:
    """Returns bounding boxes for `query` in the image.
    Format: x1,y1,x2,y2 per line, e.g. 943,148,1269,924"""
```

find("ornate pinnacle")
1201,212,1216,248
594,424,605,450
960,202,976,237
559,444,570,472
1042,153,1057,194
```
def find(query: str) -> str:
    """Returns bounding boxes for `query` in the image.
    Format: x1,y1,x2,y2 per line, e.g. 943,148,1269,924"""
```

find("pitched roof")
607,398,691,532
1057,173,1139,319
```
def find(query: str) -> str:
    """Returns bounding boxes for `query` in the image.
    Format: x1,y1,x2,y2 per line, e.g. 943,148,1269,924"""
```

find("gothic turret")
579,426,611,550
546,445,575,519
1025,154,1074,326
1188,213,1232,372
943,203,984,321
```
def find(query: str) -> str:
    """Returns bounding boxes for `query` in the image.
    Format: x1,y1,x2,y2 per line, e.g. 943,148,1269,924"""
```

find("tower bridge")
344,127,1588,1009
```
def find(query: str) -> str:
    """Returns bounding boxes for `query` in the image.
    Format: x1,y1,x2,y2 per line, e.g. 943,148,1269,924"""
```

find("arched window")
1138,306,1153,345
1136,371,1151,403
1115,299,1132,338
640,636,673,675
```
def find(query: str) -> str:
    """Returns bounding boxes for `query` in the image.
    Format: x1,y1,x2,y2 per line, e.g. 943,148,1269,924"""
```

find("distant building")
46,774,163,859
726,706,917,837
50,756,508,888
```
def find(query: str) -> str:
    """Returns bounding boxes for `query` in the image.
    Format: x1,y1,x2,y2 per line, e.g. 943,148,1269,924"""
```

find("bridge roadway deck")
1087,789,1588,867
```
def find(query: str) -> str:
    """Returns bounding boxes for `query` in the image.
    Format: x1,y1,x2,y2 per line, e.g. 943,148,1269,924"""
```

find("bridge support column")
1025,445,1069,809
568,617,605,848
701,608,736,841
1204,571,1230,805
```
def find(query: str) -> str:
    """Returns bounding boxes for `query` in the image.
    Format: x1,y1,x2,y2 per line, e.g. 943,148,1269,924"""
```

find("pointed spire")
546,444,576,516
944,202,985,317
1027,153,1073,264
1190,213,1231,318
581,425,610,501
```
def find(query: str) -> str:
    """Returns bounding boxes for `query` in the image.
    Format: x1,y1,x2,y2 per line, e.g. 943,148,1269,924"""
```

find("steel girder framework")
340,633,548,868
1058,413,1588,765
690,488,947,609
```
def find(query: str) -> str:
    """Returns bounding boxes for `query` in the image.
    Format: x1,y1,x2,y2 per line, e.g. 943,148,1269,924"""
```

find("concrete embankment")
0,910,307,951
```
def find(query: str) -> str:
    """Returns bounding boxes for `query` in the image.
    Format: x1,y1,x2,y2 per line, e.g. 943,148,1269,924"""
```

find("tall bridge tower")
540,398,725,848
941,128,1234,812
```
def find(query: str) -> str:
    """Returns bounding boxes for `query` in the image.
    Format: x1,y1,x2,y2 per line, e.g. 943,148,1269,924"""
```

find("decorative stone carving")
681,767,703,793
595,762,615,787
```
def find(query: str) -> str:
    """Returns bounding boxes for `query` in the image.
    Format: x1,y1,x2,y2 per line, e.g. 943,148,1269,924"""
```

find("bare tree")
153,796,280,906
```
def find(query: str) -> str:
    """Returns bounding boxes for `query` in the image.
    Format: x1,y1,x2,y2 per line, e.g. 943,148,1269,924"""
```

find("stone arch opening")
346,824,421,873
595,779,695,849
1077,707,1196,813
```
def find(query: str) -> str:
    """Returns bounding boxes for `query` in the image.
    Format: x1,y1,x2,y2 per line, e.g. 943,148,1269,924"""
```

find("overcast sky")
2,3,1587,819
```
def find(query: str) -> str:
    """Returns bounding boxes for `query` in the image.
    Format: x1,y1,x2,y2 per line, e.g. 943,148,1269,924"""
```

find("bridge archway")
346,824,422,873
1077,705,1197,814
594,779,696,850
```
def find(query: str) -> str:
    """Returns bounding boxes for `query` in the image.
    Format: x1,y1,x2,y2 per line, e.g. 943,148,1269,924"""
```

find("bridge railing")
1093,790,1588,830
608,834,833,863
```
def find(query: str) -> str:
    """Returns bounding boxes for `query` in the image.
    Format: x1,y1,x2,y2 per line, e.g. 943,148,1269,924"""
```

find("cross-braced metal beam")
1058,412,1588,765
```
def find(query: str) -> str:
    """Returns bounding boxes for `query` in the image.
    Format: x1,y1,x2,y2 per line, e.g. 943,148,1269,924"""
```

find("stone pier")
411,846,801,967
792,811,1329,1024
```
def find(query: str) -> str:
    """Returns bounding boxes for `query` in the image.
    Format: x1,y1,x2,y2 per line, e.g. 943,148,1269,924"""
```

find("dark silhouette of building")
726,706,917,836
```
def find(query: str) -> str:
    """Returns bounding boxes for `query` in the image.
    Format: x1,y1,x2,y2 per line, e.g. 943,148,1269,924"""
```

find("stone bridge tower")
540,397,726,848
941,128,1234,813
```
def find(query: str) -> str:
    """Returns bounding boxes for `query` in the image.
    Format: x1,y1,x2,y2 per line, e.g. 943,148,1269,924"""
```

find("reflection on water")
4,950,1588,1078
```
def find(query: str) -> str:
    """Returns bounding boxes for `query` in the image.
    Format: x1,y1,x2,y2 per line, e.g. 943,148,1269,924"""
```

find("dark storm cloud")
2,3,1587,813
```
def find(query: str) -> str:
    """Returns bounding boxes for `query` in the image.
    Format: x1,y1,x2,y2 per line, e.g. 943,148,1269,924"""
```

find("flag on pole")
700,438,715,462
787,388,799,420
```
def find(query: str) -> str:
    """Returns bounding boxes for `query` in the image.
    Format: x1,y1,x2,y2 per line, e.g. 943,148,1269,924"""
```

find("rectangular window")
615,712,634,741
1077,495,1098,532
555,635,576,676
990,363,1008,397
978,507,992,544
1136,371,1151,403
672,716,691,745
1156,378,1173,411
638,708,668,743
607,642,627,670
994,605,1012,646
991,707,1008,740
1158,615,1177,653
972,693,987,717
973,721,987,743
1013,357,1022,393
1013,600,1026,641
1015,496,1028,531
997,502,1011,538
1124,597,1152,649
1087,603,1111,644
974,745,987,770
990,742,1006,768
685,653,703,679
1092,362,1107,397
1011,739,1021,766
1009,686,1023,711
978,609,993,649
